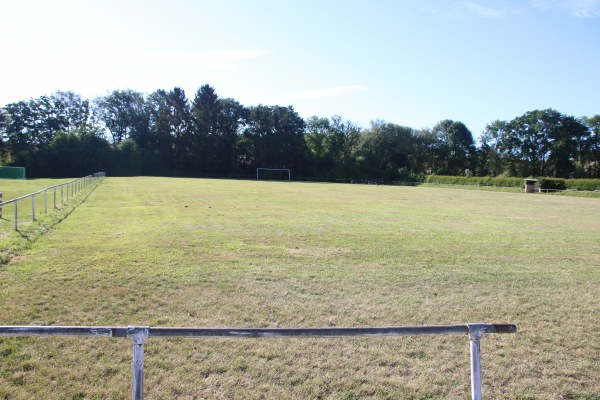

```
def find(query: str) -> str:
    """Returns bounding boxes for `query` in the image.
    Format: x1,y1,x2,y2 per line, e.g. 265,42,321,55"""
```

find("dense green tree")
480,120,517,175
216,98,247,173
513,110,558,176
190,84,222,172
50,91,90,133
546,114,588,177
412,129,437,175
579,115,600,178
474,141,503,177
146,89,173,161
44,125,112,178
0,94,82,166
0,109,7,162
305,116,335,178
2,100,36,155
357,121,414,180
328,115,362,178
165,88,193,173
242,105,308,174
482,109,589,178
1,85,597,181
28,96,64,144
93,90,148,146
146,88,194,173
111,139,143,176
430,120,475,175
187,84,246,174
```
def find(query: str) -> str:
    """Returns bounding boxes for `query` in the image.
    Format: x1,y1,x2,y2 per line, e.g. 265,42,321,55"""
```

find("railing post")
44,189,47,214
127,326,149,400
14,200,18,231
32,194,36,221
467,323,487,400
54,187,57,209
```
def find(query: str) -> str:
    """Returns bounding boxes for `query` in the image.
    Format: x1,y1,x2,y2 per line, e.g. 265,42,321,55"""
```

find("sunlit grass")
0,177,598,399
0,178,98,264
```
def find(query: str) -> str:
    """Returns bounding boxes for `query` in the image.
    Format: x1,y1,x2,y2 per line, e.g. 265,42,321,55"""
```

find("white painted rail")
0,323,516,400
0,172,105,230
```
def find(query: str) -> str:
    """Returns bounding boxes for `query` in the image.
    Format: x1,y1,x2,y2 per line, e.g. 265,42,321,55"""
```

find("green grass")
0,177,599,399
0,178,76,200
0,178,99,264
0,178,78,232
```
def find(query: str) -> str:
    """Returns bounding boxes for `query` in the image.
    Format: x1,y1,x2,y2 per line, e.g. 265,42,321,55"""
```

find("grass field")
0,178,95,264
0,177,598,399
0,178,78,227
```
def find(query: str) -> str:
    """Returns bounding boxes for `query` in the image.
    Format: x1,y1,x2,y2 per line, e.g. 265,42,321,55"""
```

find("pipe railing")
0,172,105,231
0,322,516,400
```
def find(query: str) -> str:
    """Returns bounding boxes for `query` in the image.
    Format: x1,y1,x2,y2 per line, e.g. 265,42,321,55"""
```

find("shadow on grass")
0,180,103,265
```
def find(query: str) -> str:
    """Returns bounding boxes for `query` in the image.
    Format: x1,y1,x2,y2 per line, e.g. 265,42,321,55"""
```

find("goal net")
256,168,291,181
0,166,26,180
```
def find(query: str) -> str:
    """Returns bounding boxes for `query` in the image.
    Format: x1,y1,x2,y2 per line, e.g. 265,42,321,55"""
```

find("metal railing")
0,322,516,400
0,172,105,231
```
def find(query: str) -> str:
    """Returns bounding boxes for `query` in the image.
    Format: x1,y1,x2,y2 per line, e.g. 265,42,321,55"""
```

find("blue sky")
1,0,599,138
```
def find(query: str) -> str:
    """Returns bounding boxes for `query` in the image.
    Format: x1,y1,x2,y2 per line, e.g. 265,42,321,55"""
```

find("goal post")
0,166,26,180
256,168,291,181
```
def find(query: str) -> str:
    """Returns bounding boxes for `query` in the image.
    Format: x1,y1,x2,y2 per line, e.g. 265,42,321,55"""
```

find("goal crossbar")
256,168,291,181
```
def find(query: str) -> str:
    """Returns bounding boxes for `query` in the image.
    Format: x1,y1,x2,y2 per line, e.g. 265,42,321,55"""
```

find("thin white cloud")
0,25,268,104
288,85,371,100
454,2,507,18
449,2,521,18
532,0,600,17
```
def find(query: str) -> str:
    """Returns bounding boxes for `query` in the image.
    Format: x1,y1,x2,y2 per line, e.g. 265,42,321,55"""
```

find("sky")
1,0,599,139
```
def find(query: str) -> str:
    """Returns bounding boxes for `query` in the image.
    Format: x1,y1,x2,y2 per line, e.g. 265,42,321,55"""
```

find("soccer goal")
0,166,26,180
256,168,291,181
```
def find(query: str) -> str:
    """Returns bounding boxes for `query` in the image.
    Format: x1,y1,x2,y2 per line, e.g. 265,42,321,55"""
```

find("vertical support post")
14,200,18,231
0,192,3,219
32,194,36,221
61,185,64,204
54,187,57,209
467,324,487,400
44,189,47,214
127,327,149,400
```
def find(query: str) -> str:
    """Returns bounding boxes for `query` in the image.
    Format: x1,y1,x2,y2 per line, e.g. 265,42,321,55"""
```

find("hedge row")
424,175,600,191
424,175,523,187
564,179,600,191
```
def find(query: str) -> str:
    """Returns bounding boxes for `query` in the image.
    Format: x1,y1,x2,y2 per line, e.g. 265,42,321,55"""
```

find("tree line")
1,85,598,180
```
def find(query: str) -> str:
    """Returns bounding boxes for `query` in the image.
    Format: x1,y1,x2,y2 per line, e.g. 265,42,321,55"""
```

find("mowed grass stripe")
0,177,598,399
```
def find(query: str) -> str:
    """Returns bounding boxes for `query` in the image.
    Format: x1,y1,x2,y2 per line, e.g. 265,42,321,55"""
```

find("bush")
538,178,567,191
424,175,523,187
424,175,600,191
565,179,600,191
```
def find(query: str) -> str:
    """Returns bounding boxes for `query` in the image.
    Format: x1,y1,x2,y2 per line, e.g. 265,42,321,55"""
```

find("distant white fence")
0,322,516,400
0,172,105,231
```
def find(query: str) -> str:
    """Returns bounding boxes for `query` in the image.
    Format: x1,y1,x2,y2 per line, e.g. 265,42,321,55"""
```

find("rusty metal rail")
0,323,516,400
